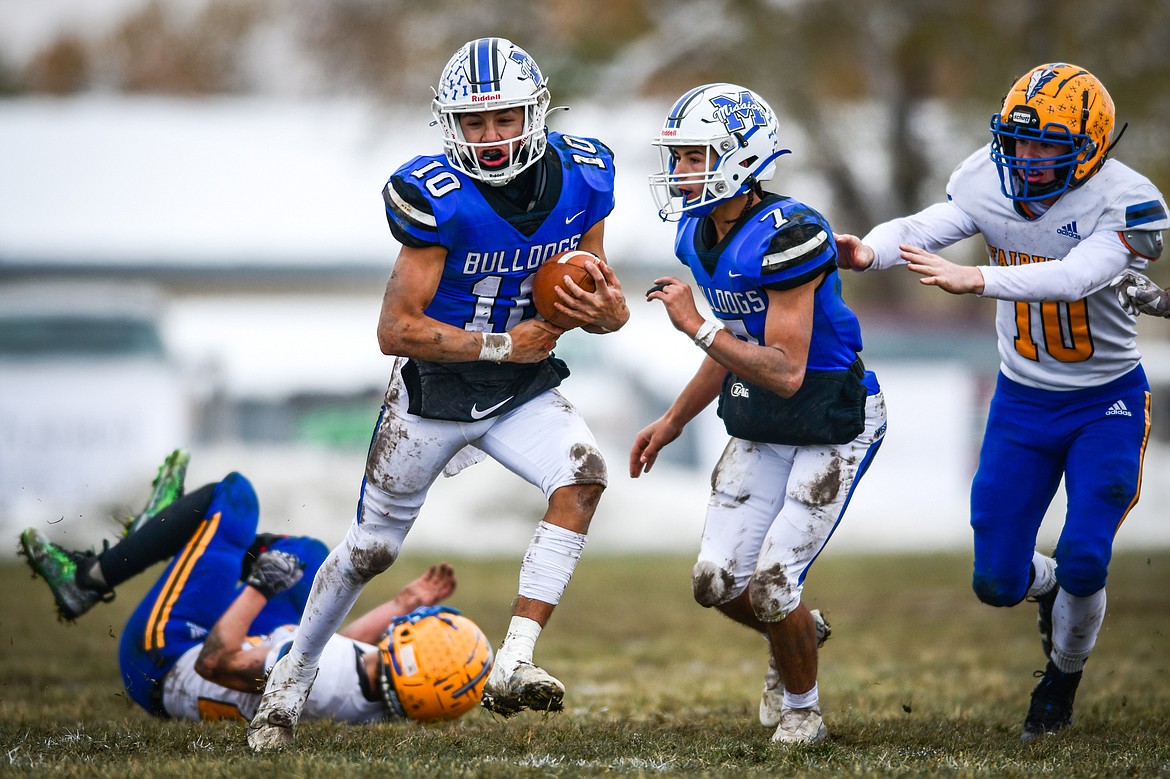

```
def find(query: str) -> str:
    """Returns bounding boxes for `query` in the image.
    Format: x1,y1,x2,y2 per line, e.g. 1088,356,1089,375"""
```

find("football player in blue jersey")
629,83,887,745
248,37,629,749
19,449,463,724
836,63,1169,741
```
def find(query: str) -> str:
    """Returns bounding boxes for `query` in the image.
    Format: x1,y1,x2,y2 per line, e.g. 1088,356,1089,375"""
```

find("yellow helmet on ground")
377,605,493,722
989,62,1115,203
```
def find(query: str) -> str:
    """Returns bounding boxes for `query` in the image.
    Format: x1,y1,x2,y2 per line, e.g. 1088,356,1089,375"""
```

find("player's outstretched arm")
835,233,876,271
903,244,985,295
630,355,726,478
339,563,458,644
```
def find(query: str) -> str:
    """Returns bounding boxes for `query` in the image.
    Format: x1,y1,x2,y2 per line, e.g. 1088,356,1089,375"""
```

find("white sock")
494,616,542,676
783,683,819,710
1051,588,1106,673
280,645,321,686
1026,552,1057,598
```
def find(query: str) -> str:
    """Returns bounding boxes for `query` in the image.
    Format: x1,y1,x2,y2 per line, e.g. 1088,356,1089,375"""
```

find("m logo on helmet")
509,50,543,86
709,91,768,134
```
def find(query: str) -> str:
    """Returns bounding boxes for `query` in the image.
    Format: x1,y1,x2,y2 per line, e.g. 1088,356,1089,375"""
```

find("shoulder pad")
763,222,830,274
383,163,443,248
384,176,437,229
1119,229,1164,260
549,133,616,182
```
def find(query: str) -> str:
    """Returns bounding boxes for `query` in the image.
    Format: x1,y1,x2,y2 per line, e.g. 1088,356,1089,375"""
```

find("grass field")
2,549,1168,777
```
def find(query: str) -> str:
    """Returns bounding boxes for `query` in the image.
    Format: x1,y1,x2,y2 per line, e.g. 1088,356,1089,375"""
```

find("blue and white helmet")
649,83,789,220
432,37,551,186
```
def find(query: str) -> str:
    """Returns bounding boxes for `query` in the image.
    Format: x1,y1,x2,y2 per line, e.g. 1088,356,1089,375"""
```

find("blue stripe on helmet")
665,84,712,129
473,38,500,94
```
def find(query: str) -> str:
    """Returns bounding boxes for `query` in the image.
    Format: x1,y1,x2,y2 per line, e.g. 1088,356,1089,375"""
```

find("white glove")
1110,270,1170,318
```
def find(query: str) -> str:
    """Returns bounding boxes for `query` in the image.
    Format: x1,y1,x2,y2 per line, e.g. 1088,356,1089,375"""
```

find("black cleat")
1021,660,1081,742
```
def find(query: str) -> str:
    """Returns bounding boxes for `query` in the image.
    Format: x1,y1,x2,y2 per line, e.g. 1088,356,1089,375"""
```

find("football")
532,250,599,329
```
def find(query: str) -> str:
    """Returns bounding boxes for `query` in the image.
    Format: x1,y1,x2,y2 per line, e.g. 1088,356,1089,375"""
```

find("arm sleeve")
979,230,1135,302
862,201,980,270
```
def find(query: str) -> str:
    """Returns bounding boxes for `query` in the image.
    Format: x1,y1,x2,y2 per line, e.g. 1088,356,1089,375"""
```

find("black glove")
244,549,305,599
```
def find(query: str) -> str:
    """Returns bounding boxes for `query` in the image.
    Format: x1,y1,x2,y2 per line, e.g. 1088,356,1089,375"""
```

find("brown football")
532,250,599,329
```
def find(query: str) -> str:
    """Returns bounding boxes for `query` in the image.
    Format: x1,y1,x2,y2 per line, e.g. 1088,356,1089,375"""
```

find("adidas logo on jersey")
1056,221,1081,239
1105,400,1132,417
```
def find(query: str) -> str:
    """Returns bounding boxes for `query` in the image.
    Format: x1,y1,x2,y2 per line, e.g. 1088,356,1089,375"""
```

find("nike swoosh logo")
566,209,586,224
727,272,743,278
469,396,514,420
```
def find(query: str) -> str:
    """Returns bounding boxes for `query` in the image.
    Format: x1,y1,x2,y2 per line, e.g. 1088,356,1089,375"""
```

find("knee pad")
972,573,1026,607
692,560,739,608
748,562,800,622
566,443,608,488
1053,552,1109,598
344,522,401,581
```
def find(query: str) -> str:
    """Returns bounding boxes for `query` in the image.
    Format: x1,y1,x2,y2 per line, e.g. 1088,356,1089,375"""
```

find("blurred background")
2,0,1169,557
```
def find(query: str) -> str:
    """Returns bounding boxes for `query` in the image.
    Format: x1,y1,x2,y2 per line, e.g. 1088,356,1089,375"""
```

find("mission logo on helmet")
533,250,599,329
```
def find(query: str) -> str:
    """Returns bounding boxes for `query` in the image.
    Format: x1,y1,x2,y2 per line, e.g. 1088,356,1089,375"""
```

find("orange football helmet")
377,606,493,722
989,62,1115,203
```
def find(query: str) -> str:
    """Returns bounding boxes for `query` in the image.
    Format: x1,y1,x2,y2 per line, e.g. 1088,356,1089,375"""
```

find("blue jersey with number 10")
384,131,615,333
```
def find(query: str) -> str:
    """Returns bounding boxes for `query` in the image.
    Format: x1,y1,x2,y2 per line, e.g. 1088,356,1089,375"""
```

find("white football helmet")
649,83,789,221
432,37,551,186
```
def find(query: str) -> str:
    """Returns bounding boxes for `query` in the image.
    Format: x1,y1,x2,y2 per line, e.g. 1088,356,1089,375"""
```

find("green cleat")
18,528,111,622
122,448,189,537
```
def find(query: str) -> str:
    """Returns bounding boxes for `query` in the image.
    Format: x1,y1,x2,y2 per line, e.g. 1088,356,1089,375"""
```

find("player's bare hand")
836,234,875,271
629,417,683,478
903,244,985,295
558,259,630,333
398,563,456,609
508,318,563,362
646,276,705,337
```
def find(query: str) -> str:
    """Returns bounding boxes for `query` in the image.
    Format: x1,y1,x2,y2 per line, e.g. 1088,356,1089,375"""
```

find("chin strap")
1103,122,1128,158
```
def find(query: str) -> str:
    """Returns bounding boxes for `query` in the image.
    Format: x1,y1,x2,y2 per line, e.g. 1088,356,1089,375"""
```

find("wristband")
693,319,721,350
479,332,513,362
